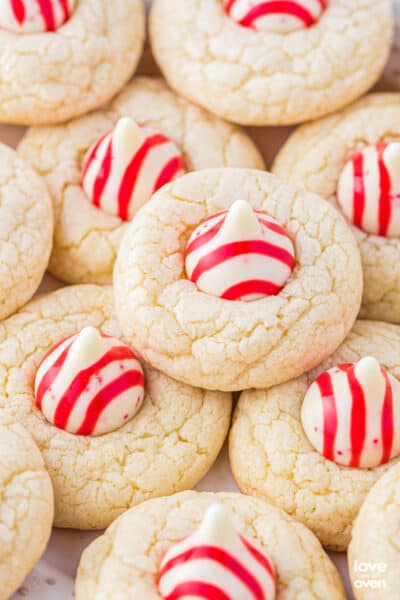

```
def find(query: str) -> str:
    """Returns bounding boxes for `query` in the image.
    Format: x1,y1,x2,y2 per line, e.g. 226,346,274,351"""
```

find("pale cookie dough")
0,415,53,600
75,490,345,599
273,93,400,324
0,0,145,125
229,320,400,551
0,285,232,530
348,462,400,599
114,168,362,392
149,0,393,126
0,143,53,321
18,77,264,285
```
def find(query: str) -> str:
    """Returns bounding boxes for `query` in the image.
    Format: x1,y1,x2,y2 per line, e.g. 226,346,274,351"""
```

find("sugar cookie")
0,284,231,530
114,168,362,391
0,0,145,124
18,77,264,284
0,415,53,600
0,143,52,321
348,462,400,599
273,93,400,323
75,490,345,599
230,320,400,551
150,0,392,125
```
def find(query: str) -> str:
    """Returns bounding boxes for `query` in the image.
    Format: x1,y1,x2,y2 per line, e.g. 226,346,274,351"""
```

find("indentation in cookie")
0,0,76,33
81,117,186,221
158,503,276,600
223,0,326,33
34,326,145,436
184,200,295,301
301,356,400,468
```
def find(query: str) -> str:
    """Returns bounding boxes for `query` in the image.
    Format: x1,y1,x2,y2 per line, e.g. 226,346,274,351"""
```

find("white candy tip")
113,117,143,154
221,200,261,239
355,356,383,391
68,326,106,364
383,143,400,173
198,504,234,541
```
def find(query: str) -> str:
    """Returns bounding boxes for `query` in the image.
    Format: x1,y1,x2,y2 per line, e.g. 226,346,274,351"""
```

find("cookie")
18,77,264,284
0,284,231,530
273,93,400,324
0,143,53,321
114,167,362,391
229,320,400,551
348,462,400,599
149,0,392,126
75,490,345,599
0,0,145,125
0,415,53,600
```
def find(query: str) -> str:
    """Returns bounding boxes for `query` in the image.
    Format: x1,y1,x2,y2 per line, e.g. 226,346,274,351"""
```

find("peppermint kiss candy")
223,0,326,33
337,142,400,238
34,326,145,436
0,0,76,34
185,200,295,301
301,357,400,469
81,117,186,221
158,503,276,600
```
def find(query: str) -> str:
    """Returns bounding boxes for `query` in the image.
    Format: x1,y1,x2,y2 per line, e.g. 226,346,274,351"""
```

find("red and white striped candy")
301,357,400,469
223,0,326,33
81,117,186,221
337,142,400,238
158,503,276,600
0,0,75,34
185,200,295,301
34,326,145,436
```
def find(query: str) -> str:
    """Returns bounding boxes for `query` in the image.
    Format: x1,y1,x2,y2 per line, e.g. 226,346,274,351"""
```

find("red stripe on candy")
81,131,111,180
92,138,113,208
185,217,225,256
163,581,230,600
159,545,265,599
376,143,392,237
11,0,25,24
153,155,185,193
221,279,282,299
352,152,365,230
346,365,367,468
316,371,337,462
224,0,236,15
241,536,276,582
239,1,316,29
35,341,74,411
76,369,144,435
58,0,70,21
381,369,394,464
37,0,56,31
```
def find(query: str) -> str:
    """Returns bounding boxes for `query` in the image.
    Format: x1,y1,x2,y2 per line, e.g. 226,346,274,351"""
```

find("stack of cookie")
0,1,398,599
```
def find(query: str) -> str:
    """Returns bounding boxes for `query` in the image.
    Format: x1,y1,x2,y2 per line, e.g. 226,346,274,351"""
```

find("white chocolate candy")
223,0,326,33
34,326,145,436
158,503,276,600
0,0,76,34
337,142,400,238
81,117,186,221
185,200,295,301
301,357,400,468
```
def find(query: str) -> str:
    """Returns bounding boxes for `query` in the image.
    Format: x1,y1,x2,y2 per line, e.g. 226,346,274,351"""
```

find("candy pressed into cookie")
0,0,145,124
0,415,53,600
230,320,400,551
114,168,362,391
348,462,400,599
273,93,400,324
0,284,231,530
75,490,345,599
0,143,53,321
18,76,264,284
150,0,393,126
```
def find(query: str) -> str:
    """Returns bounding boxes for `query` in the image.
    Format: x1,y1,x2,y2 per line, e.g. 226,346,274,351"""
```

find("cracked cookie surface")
0,415,53,600
18,77,264,285
0,284,232,530
114,168,362,391
149,0,392,126
75,490,345,599
230,320,400,551
0,143,53,321
273,93,400,324
348,461,400,599
0,0,145,125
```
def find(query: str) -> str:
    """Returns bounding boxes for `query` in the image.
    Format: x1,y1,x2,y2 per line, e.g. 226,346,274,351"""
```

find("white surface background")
6,0,400,597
